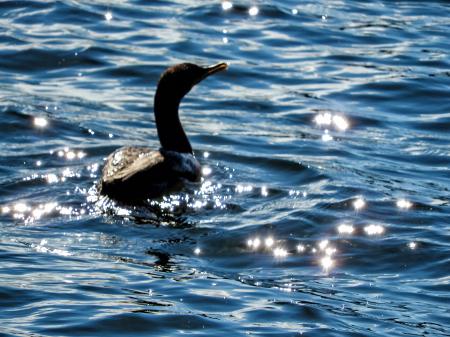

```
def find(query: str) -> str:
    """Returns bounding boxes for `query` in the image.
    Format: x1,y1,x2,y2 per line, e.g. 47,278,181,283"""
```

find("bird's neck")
154,89,193,154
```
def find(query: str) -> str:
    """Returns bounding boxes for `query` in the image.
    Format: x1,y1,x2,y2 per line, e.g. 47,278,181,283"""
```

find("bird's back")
100,146,201,201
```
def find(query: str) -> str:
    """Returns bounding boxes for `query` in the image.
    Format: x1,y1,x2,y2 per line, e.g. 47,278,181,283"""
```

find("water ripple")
1,1,449,336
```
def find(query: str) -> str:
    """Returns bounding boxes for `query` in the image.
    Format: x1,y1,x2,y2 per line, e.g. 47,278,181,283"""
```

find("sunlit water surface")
1,1,449,336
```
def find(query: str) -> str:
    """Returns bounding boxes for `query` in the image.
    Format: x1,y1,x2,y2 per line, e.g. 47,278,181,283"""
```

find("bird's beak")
196,62,228,83
203,62,228,79
194,62,228,86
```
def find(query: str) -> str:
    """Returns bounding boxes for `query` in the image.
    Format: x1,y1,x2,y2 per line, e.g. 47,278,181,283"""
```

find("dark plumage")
99,62,228,201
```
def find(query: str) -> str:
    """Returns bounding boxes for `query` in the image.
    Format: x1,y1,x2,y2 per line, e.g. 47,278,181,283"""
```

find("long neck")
154,87,193,154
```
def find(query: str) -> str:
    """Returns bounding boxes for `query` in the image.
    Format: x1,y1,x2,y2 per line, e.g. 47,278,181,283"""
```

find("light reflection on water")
353,197,365,211
397,198,413,210
314,112,350,143
33,116,48,128
33,238,72,257
246,235,339,272
221,1,232,11
1,146,418,277
0,1,448,335
2,146,420,278
337,223,354,235
248,6,259,17
364,224,385,236
104,11,113,22
2,200,86,223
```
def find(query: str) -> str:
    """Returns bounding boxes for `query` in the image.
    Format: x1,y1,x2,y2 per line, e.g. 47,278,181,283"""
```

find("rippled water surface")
1,1,449,336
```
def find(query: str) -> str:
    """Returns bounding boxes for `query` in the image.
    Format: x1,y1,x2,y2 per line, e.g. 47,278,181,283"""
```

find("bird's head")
156,62,228,99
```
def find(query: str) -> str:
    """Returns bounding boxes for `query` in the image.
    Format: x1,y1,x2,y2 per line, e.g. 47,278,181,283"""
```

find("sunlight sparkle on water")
46,173,58,184
315,112,332,126
322,130,333,142
87,163,99,173
247,238,261,250
333,115,349,131
397,199,412,209
249,6,259,16
5,201,63,223
222,1,232,10
353,198,365,210
62,168,77,178
55,148,86,161
297,244,305,253
408,242,417,250
105,11,113,21
337,223,354,235
33,239,71,257
265,237,274,248
236,184,253,193
364,224,385,235
14,203,29,213
34,117,48,128
31,202,57,220
325,247,337,256
320,255,334,271
194,248,201,255
273,247,288,258
58,206,73,215
289,189,304,197
318,239,329,251
315,112,349,131
292,9,298,15
202,166,212,176
261,186,268,197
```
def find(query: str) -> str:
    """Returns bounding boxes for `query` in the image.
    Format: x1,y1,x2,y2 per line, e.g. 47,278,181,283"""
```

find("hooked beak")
205,62,228,76
197,62,228,84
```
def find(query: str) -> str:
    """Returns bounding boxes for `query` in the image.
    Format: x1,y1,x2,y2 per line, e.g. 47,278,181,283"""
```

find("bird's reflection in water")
145,249,174,272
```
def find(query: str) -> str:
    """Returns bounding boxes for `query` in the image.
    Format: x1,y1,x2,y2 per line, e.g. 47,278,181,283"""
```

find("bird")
99,62,228,202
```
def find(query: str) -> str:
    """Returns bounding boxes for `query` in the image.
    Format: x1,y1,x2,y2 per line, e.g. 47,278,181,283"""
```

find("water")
1,1,449,336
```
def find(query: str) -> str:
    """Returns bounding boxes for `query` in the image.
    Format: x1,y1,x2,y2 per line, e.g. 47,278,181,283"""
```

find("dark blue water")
1,1,449,336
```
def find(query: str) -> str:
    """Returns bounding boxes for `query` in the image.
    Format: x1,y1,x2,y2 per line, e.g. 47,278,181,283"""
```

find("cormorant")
99,62,228,201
